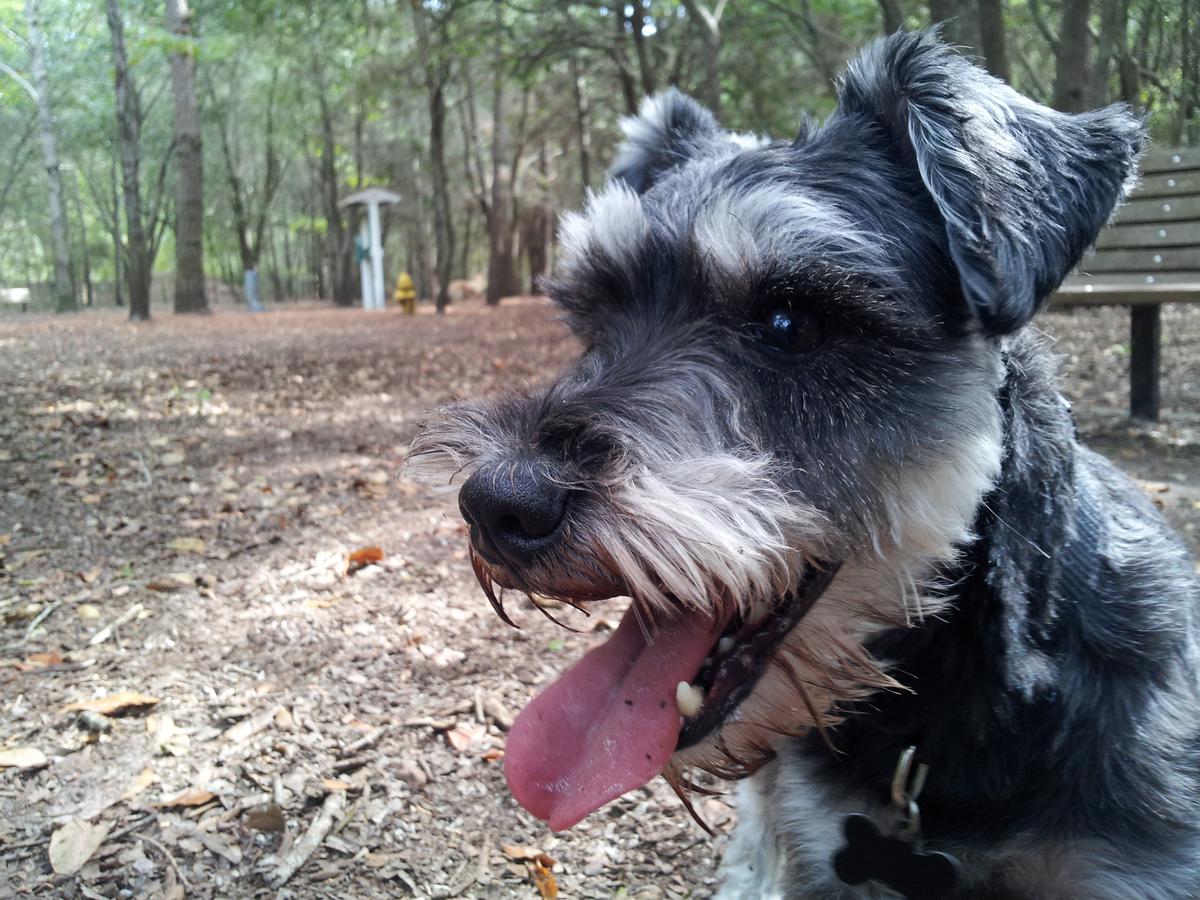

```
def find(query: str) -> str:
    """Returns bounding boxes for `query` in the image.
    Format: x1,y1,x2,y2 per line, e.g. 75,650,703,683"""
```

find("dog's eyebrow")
557,181,650,274
690,184,895,289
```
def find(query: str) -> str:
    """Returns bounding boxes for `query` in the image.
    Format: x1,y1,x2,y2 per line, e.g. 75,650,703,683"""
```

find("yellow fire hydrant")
393,272,416,315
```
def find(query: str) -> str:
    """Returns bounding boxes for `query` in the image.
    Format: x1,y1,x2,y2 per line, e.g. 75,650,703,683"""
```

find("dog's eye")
758,306,823,353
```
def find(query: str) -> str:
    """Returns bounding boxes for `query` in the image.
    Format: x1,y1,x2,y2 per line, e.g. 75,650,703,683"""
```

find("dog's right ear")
609,89,722,193
836,30,1144,336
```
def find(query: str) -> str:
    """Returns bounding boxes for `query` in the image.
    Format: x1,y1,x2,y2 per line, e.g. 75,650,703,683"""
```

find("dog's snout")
459,466,567,567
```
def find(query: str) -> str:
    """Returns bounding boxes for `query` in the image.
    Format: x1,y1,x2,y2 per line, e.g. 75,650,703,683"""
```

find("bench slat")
1115,194,1200,224
1096,219,1200,248
1062,270,1200,286
1077,247,1200,272
1141,147,1200,174
1051,282,1200,306
1136,170,1199,198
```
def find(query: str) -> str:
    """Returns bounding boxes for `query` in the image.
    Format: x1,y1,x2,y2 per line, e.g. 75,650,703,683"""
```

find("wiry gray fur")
413,30,1200,899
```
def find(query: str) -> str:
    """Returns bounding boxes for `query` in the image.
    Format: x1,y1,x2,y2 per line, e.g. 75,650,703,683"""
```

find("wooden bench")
0,287,31,312
1051,147,1200,421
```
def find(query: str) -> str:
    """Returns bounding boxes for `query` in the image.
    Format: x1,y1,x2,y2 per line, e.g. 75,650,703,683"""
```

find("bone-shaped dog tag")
832,814,959,899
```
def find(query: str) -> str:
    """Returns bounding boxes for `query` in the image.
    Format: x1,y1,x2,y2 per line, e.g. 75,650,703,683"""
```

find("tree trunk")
680,0,726,117
976,0,1010,81
24,0,74,312
930,0,980,53
629,0,657,95
107,0,151,320
315,74,353,306
570,57,593,194
878,0,904,34
523,142,551,294
1053,0,1092,112
411,2,454,313
485,75,518,305
110,145,123,307
428,70,454,313
166,0,206,314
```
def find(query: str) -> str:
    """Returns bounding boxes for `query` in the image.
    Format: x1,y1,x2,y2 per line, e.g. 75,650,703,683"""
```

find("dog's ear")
609,89,723,193
836,30,1144,335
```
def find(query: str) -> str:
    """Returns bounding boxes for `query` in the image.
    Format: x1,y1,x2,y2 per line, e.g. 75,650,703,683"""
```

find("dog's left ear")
609,89,723,193
837,30,1145,335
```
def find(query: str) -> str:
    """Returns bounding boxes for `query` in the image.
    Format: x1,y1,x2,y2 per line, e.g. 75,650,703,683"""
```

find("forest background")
0,0,1196,320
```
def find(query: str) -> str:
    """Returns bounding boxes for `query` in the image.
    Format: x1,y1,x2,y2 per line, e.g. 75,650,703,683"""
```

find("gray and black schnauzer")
414,31,1200,899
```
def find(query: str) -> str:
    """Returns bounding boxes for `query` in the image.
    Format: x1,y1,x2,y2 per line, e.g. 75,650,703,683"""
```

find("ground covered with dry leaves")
1,300,1197,900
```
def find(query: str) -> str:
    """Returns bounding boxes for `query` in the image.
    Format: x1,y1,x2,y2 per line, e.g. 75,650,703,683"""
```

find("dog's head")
412,31,1142,830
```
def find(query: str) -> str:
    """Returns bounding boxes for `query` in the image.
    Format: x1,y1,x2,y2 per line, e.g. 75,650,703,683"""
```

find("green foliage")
0,0,1195,301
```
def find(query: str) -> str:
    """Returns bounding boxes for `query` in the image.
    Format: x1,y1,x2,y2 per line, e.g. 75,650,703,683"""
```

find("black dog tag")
833,814,959,899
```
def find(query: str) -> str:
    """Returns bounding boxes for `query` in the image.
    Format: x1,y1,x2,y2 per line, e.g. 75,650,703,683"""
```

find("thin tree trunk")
976,0,1010,81
314,71,353,306
1053,0,1092,111
629,0,657,95
110,144,123,307
570,57,593,194
107,0,151,320
680,0,727,116
24,0,74,312
166,0,206,313
878,0,903,33
411,2,454,313
71,175,94,306
485,73,518,305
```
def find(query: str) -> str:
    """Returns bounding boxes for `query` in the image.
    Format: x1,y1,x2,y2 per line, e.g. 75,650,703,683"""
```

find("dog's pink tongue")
504,605,719,831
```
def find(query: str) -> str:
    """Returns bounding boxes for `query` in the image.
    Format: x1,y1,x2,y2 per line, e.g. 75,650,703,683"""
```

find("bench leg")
1129,304,1161,421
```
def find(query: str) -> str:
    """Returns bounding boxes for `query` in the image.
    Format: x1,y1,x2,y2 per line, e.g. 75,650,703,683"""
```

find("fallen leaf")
0,747,48,769
121,767,159,801
481,747,505,762
76,604,102,621
321,778,352,792
77,567,103,584
530,860,558,899
48,819,110,875
154,786,215,808
347,546,383,571
16,650,64,671
243,803,286,832
502,844,557,867
446,721,487,752
81,493,102,505
159,451,185,466
167,536,205,554
62,692,160,716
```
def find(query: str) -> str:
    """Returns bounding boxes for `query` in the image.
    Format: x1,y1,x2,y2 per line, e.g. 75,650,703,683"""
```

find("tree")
167,0,206,314
977,0,1010,81
210,65,282,307
107,0,172,320
1052,0,1092,111
21,0,74,311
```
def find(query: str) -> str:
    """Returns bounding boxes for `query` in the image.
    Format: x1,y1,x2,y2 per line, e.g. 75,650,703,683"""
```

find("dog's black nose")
459,466,567,568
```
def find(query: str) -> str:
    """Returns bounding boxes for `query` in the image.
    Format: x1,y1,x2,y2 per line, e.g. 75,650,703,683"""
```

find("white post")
367,200,385,310
358,218,373,309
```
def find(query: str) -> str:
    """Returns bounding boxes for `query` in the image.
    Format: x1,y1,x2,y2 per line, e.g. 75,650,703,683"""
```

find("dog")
413,31,1200,899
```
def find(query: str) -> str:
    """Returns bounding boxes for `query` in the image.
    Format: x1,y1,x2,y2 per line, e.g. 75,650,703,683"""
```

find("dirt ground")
1,299,1197,900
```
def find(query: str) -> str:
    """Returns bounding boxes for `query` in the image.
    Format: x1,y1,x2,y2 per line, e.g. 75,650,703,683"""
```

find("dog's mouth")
499,561,840,831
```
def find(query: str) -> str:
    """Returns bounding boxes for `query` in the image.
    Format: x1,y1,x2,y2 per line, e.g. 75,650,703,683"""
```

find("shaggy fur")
413,30,1200,899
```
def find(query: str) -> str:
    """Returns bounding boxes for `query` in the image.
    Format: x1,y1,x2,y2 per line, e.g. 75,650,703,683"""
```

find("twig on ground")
88,603,145,646
133,451,153,485
268,790,345,887
340,725,388,757
23,601,61,642
140,834,189,893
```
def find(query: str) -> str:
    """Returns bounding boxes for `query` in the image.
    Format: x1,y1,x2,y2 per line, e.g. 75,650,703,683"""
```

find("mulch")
0,299,1196,899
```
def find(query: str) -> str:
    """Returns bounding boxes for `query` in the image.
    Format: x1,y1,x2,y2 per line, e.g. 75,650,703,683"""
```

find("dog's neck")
800,331,1091,833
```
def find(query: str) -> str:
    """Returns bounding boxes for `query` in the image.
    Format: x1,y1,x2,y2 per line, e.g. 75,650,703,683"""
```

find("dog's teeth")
718,636,737,655
675,681,704,717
